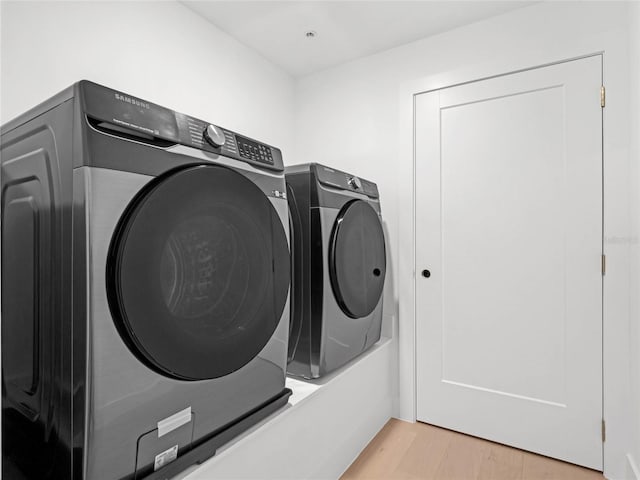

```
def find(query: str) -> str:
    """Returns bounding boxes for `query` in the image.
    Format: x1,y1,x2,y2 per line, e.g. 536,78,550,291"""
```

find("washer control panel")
81,81,283,171
175,114,280,170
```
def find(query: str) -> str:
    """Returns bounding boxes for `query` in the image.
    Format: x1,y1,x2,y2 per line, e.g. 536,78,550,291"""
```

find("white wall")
628,1,640,478
0,1,295,157
294,2,633,478
1,1,637,478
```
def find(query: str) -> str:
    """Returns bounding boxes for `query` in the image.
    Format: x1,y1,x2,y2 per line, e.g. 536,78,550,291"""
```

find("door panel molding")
411,55,603,469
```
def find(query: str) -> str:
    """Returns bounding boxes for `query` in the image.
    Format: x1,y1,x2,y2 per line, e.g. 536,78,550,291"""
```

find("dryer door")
329,200,386,319
107,164,290,381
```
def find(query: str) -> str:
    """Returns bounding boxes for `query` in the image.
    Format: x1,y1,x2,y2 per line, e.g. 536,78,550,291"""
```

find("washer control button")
204,124,226,148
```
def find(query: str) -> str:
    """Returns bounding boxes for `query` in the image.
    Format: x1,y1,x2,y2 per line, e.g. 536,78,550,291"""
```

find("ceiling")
181,1,535,77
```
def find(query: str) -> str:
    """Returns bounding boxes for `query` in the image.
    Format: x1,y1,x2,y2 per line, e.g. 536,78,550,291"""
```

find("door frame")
398,32,631,479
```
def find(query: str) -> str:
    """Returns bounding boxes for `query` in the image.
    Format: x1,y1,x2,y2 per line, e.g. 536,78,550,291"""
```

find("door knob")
422,269,431,278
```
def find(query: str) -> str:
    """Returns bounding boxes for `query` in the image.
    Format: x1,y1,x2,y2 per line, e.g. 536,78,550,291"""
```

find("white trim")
398,20,630,479
397,85,417,421
627,454,640,480
177,338,394,479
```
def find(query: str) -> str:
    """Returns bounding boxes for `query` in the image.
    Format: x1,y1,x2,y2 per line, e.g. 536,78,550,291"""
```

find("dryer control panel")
313,164,379,198
80,81,283,171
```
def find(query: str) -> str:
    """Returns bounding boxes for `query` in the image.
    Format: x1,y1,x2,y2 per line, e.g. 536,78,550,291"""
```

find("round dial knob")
204,124,226,148
347,176,362,190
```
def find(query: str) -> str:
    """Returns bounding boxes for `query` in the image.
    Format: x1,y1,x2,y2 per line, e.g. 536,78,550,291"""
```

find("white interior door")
415,55,603,469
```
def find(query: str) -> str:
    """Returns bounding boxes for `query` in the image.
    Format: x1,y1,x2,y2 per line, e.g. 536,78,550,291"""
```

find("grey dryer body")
286,163,386,379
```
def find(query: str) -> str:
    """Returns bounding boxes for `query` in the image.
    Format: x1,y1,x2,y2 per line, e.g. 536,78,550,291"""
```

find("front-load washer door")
329,200,386,319
106,164,290,381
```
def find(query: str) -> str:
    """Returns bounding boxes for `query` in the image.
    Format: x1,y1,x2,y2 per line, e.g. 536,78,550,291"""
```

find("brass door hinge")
601,85,606,108
602,419,606,442
601,254,606,275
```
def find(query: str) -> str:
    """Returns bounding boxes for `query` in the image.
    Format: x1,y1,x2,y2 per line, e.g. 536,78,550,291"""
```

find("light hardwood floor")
341,419,605,480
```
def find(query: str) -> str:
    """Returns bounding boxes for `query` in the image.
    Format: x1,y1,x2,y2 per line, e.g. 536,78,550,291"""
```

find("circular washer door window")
329,199,386,319
107,165,290,381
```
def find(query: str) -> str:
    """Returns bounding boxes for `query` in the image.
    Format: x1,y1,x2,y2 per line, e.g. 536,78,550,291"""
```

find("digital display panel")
236,135,274,165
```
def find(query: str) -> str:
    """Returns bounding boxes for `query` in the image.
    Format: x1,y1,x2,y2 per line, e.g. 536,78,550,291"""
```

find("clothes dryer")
286,163,386,379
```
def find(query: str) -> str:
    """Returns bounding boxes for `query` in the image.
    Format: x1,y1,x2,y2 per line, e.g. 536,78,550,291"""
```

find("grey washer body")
286,163,385,379
1,81,290,480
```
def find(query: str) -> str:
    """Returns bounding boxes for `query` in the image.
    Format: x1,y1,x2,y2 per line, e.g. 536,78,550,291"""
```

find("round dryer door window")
107,165,290,381
329,199,386,319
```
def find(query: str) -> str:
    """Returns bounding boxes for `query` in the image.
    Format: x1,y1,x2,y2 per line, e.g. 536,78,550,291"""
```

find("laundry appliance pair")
1,80,387,480
1,81,291,480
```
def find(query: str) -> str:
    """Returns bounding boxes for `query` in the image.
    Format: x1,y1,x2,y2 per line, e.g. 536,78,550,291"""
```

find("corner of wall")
626,454,640,480
628,1,640,479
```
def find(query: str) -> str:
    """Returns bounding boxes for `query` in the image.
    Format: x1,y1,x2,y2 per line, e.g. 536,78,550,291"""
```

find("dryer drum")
107,164,290,381
329,199,386,319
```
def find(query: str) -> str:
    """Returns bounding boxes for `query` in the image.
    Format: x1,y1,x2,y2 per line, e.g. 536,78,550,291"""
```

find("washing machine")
1,81,291,480
285,163,386,379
